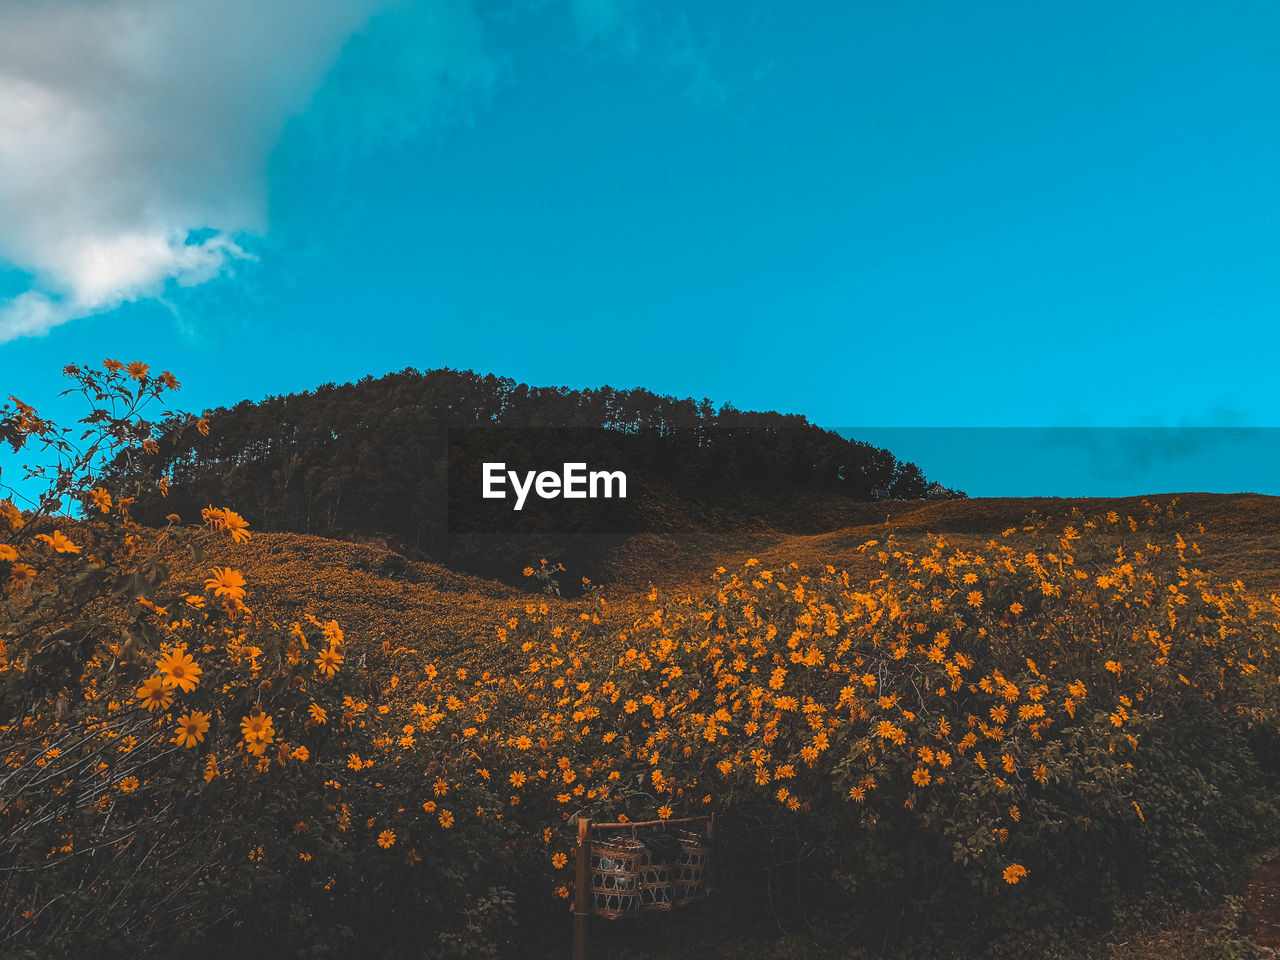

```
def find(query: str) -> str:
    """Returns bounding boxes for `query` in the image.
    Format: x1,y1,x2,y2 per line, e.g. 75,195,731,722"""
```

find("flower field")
3,363,1280,958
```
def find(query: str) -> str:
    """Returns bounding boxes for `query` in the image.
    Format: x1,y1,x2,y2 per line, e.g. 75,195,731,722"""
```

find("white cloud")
0,0,399,343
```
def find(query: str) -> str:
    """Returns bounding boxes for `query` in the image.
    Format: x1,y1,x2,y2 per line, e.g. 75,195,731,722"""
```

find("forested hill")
116,368,958,579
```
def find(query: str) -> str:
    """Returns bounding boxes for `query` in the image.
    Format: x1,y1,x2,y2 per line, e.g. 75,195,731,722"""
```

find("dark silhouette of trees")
110,368,944,579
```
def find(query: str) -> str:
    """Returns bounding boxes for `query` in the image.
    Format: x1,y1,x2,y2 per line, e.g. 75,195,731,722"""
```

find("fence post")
572,816,592,960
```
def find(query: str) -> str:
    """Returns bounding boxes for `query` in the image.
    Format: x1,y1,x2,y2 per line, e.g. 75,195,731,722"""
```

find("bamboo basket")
588,837,646,919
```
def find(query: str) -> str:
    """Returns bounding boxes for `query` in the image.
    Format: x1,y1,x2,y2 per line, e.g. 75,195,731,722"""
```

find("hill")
171,492,1280,668
113,368,961,584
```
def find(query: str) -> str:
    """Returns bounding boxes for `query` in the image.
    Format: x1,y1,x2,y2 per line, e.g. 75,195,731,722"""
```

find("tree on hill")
107,368,946,577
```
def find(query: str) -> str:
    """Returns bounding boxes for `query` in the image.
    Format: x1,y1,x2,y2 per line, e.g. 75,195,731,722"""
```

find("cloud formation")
0,0,393,343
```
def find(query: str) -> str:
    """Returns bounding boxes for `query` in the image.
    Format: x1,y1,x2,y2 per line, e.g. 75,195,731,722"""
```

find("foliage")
107,367,937,580
3,362,1280,957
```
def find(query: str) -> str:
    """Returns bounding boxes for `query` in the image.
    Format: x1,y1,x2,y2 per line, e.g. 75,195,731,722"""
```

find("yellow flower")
657,805,672,820
240,711,275,755
315,646,344,678
34,530,80,554
309,704,328,725
1002,864,1028,884
377,830,396,849
174,710,211,747
219,509,252,543
119,776,140,793
439,809,454,829
510,771,527,788
0,544,16,562
552,852,568,869
126,361,149,381
157,649,202,693
89,488,112,513
135,675,175,712
8,563,36,588
205,567,247,602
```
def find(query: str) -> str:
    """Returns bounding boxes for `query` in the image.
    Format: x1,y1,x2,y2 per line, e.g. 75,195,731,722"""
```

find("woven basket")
673,832,711,906
637,849,674,912
589,837,646,919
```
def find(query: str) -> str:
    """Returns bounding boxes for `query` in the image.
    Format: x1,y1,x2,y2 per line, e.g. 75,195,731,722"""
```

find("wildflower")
510,771,527,788
135,676,175,712
205,567,247,602
220,509,252,543
34,530,79,554
1002,864,1028,885
309,704,328,725
377,830,396,849
315,646,344,678
126,361,149,380
657,805,672,820
90,488,112,513
439,810,454,829
240,711,275,756
293,746,310,762
174,710,211,747
156,649,202,692
9,563,36,588
119,776,140,793
552,852,568,869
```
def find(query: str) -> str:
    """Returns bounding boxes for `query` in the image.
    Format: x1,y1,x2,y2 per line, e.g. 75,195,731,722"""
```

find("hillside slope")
174,493,1280,664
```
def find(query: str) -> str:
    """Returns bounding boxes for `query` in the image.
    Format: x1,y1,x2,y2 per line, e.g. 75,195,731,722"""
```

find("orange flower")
315,646,343,678
157,649,202,693
135,675,175,712
205,567,246,602
8,563,35,588
1002,864,1028,885
240,711,275,755
377,830,396,849
34,530,79,554
174,710,211,748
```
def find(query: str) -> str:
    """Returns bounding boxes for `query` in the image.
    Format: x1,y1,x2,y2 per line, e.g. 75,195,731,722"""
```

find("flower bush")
3,362,1280,958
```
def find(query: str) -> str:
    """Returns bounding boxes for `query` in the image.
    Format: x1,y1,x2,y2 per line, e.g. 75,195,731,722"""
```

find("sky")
2,0,1279,495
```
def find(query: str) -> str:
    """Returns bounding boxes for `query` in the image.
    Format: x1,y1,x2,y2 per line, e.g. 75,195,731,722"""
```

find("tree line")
114,368,958,577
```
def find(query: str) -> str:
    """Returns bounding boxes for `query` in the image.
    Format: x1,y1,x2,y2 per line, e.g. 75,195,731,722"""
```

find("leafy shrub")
3,362,1279,957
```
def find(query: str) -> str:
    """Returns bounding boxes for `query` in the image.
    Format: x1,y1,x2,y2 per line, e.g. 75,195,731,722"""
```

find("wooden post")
572,816,591,960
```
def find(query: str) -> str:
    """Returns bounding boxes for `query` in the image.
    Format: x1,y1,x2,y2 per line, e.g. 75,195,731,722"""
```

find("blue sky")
2,1,1279,495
